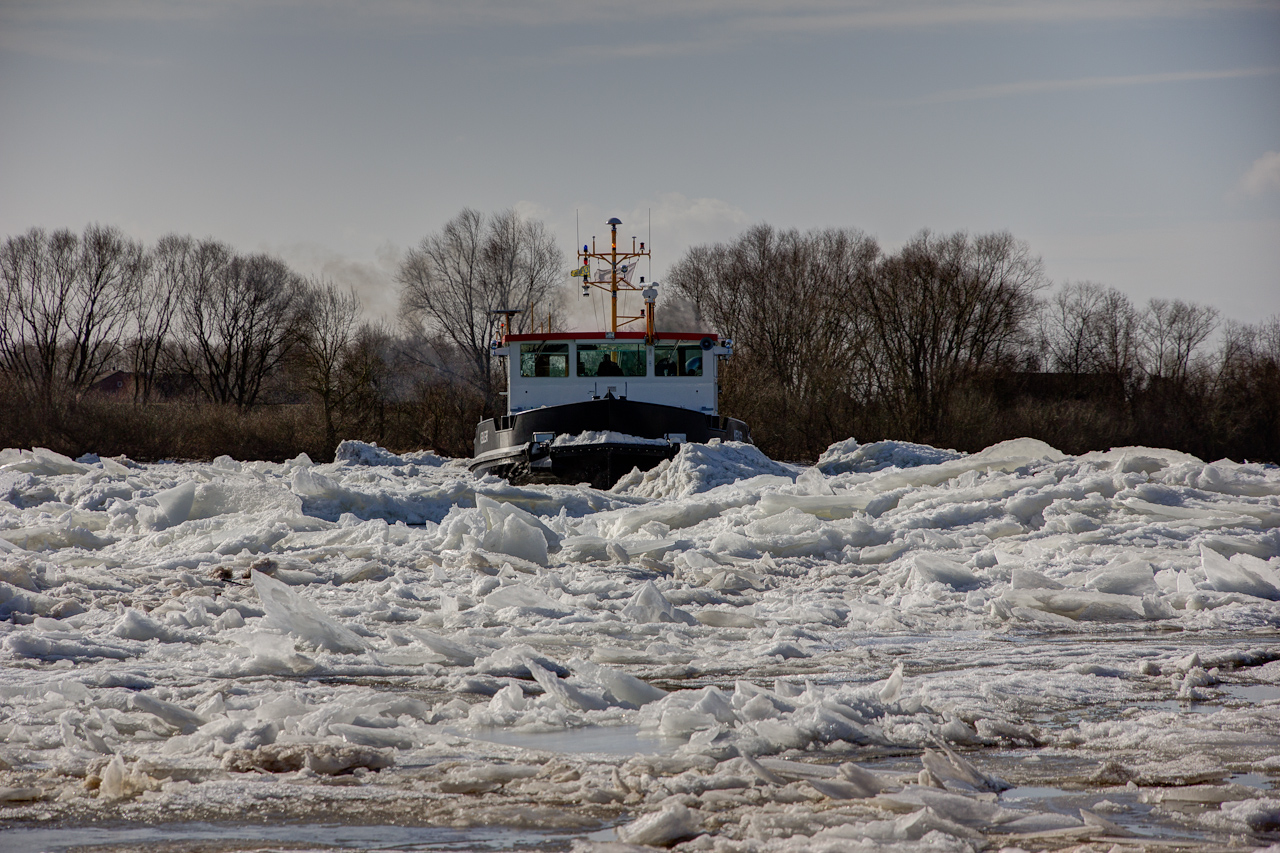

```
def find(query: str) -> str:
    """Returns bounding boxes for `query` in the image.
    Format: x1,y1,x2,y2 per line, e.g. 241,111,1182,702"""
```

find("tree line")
2,214,1276,464
669,224,1279,463
0,213,558,461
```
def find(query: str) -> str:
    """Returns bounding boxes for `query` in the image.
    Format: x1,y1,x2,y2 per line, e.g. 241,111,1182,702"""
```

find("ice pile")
816,437,965,475
1,437,1279,849
614,440,798,500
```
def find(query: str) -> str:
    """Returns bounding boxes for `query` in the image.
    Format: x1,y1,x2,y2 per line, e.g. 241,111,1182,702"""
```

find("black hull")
471,398,751,488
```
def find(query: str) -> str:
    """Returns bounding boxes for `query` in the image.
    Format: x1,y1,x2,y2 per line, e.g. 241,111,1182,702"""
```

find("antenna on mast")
574,215,650,335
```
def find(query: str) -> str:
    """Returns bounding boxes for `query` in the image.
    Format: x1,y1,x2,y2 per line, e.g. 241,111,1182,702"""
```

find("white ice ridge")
550,430,671,446
0,437,1278,848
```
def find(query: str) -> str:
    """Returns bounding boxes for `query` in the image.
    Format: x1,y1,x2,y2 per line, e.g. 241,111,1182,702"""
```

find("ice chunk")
911,553,982,591
1086,559,1158,596
1080,807,1133,836
809,777,877,799
483,582,568,616
1,447,91,476
550,430,670,446
292,467,464,524
223,743,394,775
141,481,196,530
999,587,1148,622
616,802,699,846
474,645,569,678
741,754,786,785
839,761,897,795
2,524,112,552
1201,545,1280,600
0,561,37,591
620,581,697,625
879,662,904,703
410,630,479,666
334,440,405,466
4,631,126,660
329,722,414,749
614,441,797,500
0,787,44,803
97,756,159,801
128,693,205,733
861,438,1066,496
482,514,548,566
921,744,1010,792
1010,569,1065,590
571,659,668,708
251,570,366,653
695,609,762,628
0,583,84,620
477,495,560,566
112,609,180,643
818,438,965,475
1218,798,1280,832
755,492,878,521
527,659,609,711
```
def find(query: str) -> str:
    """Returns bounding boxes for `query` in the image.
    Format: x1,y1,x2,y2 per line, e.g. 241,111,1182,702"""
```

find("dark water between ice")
0,822,619,853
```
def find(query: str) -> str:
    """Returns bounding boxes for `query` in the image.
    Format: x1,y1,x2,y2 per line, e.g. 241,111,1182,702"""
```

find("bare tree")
1041,282,1106,374
63,224,142,392
0,225,139,405
342,321,395,442
0,228,62,400
1141,298,1219,386
398,208,565,405
130,234,190,403
1039,280,1145,394
179,248,304,407
863,230,1045,440
668,224,879,455
296,278,364,451
1086,286,1141,393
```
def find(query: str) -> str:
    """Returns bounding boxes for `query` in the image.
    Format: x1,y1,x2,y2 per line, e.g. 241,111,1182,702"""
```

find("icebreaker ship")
471,217,751,487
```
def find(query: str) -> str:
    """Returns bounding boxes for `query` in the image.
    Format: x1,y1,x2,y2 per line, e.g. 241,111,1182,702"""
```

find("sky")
2,0,1278,327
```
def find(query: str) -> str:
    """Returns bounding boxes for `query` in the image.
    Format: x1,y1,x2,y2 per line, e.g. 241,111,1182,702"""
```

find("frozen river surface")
1,437,1278,852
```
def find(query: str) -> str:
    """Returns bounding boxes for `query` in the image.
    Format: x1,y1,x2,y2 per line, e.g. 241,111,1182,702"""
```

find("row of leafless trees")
668,225,1279,461
3,216,1277,463
0,213,559,460
0,224,395,454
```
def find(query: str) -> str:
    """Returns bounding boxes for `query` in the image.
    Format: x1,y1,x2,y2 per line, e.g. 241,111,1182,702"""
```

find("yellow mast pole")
610,219,619,333
576,217,647,335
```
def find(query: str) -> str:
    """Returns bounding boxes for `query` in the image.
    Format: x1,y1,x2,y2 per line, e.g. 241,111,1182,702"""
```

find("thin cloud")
0,0,229,25
1238,151,1280,197
909,66,1280,104
733,0,1271,35
5,0,1270,34
4,0,1273,67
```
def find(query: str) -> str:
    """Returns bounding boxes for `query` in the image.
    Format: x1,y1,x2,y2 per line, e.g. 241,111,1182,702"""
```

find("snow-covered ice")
1,437,1278,851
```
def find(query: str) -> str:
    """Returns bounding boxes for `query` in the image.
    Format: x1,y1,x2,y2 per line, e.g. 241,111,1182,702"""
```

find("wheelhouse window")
654,344,704,377
576,343,646,377
519,343,569,377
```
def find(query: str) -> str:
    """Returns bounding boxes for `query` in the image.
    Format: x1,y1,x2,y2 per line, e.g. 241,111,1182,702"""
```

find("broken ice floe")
1,436,1279,847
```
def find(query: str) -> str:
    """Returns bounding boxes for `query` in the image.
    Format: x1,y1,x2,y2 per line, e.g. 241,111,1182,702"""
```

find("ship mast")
572,217,651,337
